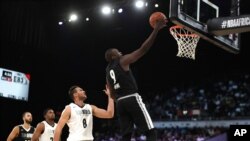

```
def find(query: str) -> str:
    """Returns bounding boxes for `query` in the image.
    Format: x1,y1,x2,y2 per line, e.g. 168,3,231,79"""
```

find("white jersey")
67,103,93,141
39,121,57,141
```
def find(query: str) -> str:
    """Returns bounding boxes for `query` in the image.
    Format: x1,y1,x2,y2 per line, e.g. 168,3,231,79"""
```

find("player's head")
22,112,32,124
43,108,55,121
105,48,122,62
68,85,87,102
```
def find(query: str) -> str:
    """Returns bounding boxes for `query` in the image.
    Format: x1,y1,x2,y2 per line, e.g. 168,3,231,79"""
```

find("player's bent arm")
7,126,19,141
54,106,71,141
31,122,45,141
120,20,166,67
91,97,114,118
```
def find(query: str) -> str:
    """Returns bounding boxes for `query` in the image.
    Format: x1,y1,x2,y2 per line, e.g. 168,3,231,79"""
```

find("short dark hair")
105,48,115,62
68,85,79,100
43,108,53,117
22,111,31,118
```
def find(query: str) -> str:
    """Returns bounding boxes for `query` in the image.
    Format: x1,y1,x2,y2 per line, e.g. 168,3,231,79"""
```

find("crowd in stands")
145,74,250,120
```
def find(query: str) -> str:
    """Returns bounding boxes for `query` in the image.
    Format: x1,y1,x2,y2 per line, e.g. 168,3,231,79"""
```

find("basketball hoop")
170,25,200,60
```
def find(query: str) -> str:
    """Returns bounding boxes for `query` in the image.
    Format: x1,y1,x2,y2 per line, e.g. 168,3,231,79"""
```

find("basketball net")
170,25,200,60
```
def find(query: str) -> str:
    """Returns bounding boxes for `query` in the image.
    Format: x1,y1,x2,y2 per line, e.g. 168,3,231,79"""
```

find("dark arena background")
1,0,250,141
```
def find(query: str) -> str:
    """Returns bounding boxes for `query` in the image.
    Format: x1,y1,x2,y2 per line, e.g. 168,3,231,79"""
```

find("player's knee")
145,128,157,141
122,132,132,141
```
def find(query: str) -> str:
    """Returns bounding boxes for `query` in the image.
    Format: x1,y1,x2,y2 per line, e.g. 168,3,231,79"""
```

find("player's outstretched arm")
120,20,167,68
54,106,70,141
91,84,114,118
31,122,45,141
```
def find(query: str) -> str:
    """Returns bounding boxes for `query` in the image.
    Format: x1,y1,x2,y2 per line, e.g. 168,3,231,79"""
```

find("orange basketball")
149,12,167,28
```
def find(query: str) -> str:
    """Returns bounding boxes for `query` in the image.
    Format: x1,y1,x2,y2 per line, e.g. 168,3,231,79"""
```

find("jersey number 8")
83,118,87,128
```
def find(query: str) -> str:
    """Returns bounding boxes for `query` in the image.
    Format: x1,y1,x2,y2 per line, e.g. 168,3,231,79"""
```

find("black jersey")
14,125,35,141
106,59,138,98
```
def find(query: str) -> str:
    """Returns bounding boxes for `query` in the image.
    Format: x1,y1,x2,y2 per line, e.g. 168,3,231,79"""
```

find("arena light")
101,6,112,15
155,4,159,8
58,21,63,25
135,0,145,9
118,8,123,13
85,17,90,22
69,14,78,22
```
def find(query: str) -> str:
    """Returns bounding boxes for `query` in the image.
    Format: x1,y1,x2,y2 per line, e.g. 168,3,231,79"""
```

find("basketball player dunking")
105,19,166,141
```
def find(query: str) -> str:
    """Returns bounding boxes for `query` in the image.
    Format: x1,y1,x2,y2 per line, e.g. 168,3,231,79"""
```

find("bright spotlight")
58,21,63,25
155,4,159,8
118,8,123,13
86,17,90,21
102,6,111,15
135,0,144,9
69,14,78,22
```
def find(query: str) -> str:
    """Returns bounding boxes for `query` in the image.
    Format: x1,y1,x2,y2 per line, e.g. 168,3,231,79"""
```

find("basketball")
149,12,167,28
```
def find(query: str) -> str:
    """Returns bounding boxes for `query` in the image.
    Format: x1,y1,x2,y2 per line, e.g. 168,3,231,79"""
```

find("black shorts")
116,93,154,135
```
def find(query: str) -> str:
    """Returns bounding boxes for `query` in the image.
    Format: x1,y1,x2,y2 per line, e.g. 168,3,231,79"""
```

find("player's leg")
128,94,157,141
116,99,134,141
144,128,157,141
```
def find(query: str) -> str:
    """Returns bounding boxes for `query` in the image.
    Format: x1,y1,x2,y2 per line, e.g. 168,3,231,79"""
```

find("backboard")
169,0,241,54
